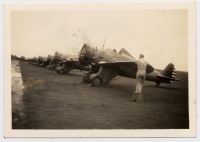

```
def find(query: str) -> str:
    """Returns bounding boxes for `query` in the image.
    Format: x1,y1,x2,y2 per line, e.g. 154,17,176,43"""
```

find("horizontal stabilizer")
157,75,179,83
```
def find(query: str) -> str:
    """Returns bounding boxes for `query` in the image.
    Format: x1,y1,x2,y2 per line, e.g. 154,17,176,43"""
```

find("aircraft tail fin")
119,48,135,59
161,63,178,83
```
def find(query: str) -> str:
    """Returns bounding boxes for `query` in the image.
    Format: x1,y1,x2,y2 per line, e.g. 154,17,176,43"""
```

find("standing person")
135,54,149,93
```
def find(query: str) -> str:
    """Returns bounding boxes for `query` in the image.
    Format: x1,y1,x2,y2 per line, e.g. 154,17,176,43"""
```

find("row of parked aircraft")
19,43,179,87
26,51,90,74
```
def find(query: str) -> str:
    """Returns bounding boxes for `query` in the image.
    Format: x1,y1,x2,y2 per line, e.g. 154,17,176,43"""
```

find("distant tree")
20,56,26,62
11,54,17,60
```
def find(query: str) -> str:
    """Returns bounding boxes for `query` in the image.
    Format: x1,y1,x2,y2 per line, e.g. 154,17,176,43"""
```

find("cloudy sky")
11,9,188,71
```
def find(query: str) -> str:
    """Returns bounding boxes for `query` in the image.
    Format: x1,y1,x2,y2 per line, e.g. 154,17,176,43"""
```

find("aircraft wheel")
58,69,65,74
91,76,103,87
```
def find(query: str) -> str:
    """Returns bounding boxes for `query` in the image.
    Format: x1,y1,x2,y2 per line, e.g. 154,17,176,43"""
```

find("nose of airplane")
79,44,90,63
79,44,93,64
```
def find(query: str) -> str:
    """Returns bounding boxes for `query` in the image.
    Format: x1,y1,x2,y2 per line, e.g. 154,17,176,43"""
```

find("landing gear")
58,69,65,74
91,76,103,87
83,79,91,84
156,82,160,87
64,67,72,74
51,66,55,70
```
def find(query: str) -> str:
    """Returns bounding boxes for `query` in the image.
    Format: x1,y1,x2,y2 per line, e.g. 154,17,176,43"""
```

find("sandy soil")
12,61,189,129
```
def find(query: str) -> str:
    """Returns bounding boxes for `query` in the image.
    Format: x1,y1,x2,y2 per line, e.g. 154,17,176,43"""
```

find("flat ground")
12,61,189,129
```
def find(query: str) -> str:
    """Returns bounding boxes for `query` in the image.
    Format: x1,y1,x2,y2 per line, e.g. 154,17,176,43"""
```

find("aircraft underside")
82,65,177,87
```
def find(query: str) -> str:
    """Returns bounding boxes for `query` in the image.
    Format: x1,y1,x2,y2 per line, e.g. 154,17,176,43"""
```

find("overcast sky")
11,9,188,71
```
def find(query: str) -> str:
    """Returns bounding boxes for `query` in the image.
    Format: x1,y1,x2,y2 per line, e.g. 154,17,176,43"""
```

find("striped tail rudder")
161,63,177,83
170,67,177,83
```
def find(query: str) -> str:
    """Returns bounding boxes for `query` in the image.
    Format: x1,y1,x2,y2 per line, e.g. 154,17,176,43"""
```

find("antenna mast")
102,34,107,49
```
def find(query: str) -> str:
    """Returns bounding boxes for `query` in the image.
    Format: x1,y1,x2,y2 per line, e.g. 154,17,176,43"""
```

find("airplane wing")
63,60,78,63
98,61,154,74
99,61,134,64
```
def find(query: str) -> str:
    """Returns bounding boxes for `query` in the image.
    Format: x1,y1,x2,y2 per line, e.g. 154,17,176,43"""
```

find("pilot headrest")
139,54,144,58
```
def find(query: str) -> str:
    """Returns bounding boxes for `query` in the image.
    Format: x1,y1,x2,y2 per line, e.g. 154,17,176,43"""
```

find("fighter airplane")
56,60,90,74
46,51,63,70
56,55,90,74
29,57,38,66
38,55,53,68
79,43,179,87
37,56,46,67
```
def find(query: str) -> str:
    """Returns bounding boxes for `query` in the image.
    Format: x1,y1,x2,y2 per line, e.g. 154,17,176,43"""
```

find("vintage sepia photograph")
4,2,196,137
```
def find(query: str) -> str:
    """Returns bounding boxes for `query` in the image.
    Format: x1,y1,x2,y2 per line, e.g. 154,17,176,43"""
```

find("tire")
58,69,65,74
91,76,103,87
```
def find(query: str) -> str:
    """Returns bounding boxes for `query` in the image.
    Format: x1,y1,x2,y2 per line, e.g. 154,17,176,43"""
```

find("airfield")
12,61,189,129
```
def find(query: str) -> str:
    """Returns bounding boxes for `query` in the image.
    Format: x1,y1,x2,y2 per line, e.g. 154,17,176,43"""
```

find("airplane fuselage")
117,67,161,82
79,44,135,64
79,44,177,86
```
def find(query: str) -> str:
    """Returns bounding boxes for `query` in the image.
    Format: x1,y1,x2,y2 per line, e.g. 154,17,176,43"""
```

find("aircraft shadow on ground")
60,73,82,77
145,84,179,91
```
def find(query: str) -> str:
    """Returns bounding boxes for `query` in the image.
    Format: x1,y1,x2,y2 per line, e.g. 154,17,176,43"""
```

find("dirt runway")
12,61,189,129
